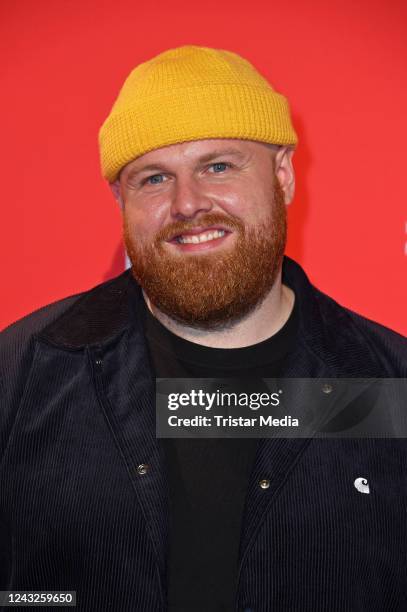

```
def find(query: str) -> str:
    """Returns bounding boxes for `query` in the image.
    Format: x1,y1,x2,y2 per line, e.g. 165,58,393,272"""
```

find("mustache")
155,212,244,242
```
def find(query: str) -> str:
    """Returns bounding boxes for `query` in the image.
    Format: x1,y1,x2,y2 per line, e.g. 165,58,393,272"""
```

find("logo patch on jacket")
354,477,370,494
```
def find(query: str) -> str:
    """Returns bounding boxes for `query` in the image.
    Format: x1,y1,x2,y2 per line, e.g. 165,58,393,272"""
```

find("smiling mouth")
163,224,234,253
166,225,233,245
175,229,227,244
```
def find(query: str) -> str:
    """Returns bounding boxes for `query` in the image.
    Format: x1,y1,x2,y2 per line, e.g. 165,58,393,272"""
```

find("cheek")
212,181,268,219
123,206,163,240
220,195,268,227
211,188,249,217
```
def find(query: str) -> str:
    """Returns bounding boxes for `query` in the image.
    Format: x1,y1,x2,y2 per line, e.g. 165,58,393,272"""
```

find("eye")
210,162,230,173
145,174,165,185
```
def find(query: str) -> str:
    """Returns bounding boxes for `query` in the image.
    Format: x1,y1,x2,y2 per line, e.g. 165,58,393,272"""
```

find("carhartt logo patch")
354,477,370,494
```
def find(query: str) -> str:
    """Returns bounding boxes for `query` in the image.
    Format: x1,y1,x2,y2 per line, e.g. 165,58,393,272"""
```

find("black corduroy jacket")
0,257,406,611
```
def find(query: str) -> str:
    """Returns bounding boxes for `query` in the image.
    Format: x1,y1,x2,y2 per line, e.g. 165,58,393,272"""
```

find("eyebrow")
196,148,246,164
125,148,246,180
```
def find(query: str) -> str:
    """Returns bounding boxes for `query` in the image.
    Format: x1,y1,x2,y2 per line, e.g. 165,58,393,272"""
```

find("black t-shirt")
141,296,298,611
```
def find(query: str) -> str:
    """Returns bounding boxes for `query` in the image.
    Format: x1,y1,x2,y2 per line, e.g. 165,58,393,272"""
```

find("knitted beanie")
99,45,298,182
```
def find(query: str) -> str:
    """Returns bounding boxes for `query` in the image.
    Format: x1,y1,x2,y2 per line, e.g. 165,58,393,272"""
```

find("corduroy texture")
99,45,298,182
1,259,406,610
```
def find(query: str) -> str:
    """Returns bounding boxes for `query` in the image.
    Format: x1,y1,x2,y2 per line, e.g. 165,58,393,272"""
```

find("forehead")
121,138,276,176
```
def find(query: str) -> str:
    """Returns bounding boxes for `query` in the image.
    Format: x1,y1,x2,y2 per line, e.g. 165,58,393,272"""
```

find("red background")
1,0,406,334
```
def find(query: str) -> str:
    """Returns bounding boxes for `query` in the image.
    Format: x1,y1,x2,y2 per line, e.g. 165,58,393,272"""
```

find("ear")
109,180,124,209
274,146,295,205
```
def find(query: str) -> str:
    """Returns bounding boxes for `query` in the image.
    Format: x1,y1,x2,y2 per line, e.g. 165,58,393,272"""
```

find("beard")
124,179,287,330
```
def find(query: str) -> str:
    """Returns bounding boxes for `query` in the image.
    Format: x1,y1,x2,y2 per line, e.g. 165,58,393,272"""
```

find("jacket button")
322,383,333,394
259,479,270,490
137,464,149,476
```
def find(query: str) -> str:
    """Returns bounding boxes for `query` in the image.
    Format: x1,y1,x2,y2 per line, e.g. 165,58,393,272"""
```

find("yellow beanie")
99,45,298,182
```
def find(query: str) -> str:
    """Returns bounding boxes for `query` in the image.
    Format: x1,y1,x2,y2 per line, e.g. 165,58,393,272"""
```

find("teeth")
178,230,225,244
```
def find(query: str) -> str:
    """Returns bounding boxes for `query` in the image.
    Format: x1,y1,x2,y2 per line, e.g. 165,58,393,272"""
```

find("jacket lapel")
237,345,332,571
40,272,168,589
237,257,384,573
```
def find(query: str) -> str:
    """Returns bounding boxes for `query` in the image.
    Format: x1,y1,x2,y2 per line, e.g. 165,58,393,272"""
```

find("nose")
170,177,213,220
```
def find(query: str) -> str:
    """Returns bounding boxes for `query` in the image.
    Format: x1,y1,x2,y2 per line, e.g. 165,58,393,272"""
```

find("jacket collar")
39,269,137,349
39,256,382,377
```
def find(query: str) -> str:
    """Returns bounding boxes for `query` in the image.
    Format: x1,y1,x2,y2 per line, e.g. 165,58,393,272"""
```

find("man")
0,46,406,612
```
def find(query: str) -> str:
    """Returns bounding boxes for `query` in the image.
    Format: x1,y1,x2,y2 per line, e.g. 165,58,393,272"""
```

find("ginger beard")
123,178,287,330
